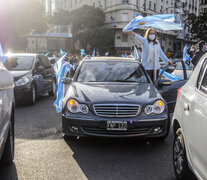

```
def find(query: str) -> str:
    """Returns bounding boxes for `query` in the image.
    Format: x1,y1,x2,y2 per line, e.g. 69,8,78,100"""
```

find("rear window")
4,56,34,71
76,61,148,83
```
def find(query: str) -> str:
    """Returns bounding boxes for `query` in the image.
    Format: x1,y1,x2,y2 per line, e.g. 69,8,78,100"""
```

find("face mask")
149,34,155,41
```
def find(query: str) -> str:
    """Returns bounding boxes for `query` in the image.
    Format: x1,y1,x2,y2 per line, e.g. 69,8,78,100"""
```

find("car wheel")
48,81,56,96
0,116,15,167
173,128,194,179
28,84,36,105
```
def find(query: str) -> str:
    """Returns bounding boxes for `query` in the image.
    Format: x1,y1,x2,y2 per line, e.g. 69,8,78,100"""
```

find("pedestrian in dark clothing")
191,41,206,68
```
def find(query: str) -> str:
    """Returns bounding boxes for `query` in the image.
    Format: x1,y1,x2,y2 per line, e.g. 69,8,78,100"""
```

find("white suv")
172,53,207,179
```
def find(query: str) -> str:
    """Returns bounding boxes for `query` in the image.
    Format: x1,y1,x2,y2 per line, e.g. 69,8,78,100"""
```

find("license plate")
107,121,127,131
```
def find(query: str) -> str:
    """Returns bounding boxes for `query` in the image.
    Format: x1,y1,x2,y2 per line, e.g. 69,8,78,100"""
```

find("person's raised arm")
159,45,173,66
124,31,145,45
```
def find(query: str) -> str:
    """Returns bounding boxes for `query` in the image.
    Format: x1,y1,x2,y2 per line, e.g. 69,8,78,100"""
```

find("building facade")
41,0,200,56
200,0,207,14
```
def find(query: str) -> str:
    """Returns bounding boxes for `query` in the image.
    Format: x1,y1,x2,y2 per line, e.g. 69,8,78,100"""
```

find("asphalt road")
0,96,176,180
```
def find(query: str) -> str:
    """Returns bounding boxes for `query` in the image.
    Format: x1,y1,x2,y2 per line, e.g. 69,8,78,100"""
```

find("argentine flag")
133,45,139,61
183,44,191,62
123,14,183,32
0,43,6,63
92,48,96,57
54,62,71,113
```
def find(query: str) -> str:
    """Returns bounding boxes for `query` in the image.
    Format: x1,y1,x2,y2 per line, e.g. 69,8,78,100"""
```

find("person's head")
144,28,158,44
190,45,197,52
198,40,206,51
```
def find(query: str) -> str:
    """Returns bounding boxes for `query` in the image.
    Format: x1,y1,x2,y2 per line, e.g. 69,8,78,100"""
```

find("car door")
33,56,45,93
156,60,188,113
183,58,207,178
0,68,13,156
39,56,53,91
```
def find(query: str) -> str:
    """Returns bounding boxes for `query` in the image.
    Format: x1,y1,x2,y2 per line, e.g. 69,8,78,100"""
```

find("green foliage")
185,13,207,41
51,5,115,54
5,0,49,39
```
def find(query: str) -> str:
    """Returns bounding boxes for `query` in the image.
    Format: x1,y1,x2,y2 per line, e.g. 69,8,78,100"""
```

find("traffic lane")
15,95,61,139
0,96,176,180
1,134,175,180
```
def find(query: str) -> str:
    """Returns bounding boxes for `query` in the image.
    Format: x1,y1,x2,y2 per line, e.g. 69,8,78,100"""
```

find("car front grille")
93,104,141,117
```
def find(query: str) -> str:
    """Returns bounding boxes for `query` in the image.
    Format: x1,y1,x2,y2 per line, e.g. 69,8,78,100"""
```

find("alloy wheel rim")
173,136,184,175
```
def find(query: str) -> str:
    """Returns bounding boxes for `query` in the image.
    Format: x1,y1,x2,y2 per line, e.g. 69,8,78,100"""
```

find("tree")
185,13,207,41
0,0,49,46
51,5,115,55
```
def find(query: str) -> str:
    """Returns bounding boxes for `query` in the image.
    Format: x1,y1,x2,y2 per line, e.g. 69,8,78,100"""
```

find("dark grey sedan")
61,57,189,139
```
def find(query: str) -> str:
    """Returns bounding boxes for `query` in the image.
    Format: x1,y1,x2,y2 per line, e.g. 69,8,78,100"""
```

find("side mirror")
37,66,44,72
158,79,172,86
62,77,72,84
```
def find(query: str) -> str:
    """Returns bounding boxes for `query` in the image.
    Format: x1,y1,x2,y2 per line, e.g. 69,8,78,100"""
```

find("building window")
99,1,101,7
75,0,77,4
122,0,128,4
122,13,129,22
122,34,128,42
154,3,156,11
149,1,151,10
161,5,163,13
93,2,95,6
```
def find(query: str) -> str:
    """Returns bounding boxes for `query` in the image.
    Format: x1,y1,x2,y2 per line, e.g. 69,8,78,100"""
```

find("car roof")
5,53,41,57
84,56,138,62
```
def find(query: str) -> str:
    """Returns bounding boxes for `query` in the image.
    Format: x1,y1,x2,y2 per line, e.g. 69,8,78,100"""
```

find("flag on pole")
123,14,183,32
54,62,71,113
183,44,191,62
80,49,86,56
0,43,6,63
45,52,49,56
92,48,95,57
60,49,66,56
105,52,109,56
133,45,139,61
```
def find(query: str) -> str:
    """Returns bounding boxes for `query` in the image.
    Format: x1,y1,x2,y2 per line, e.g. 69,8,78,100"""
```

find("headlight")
15,76,30,86
144,100,165,115
67,99,89,114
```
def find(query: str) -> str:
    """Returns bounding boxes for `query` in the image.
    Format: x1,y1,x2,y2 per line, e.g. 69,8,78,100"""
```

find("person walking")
124,28,173,82
191,40,206,68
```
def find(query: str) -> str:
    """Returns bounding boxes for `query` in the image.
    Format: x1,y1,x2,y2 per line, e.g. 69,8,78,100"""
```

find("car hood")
10,70,31,81
64,82,162,105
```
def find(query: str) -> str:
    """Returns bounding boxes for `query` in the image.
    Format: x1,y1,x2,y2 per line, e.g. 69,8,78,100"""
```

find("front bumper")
14,83,32,102
62,114,169,138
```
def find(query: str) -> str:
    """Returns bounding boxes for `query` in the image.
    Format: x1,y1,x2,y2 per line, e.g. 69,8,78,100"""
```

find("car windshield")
76,61,148,83
4,56,34,71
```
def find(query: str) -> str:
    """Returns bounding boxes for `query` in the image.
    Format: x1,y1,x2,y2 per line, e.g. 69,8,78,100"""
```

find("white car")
0,62,15,167
172,53,207,179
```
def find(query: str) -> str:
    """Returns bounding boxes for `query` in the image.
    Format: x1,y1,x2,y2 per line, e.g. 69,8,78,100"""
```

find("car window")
35,57,43,69
200,69,207,94
76,61,148,83
197,59,207,88
160,61,184,82
4,56,34,71
40,56,51,69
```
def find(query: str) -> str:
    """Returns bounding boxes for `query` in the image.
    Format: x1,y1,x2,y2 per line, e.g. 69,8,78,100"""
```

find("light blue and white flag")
123,14,183,32
133,45,139,61
105,52,109,56
183,44,191,62
60,49,66,56
54,62,71,113
45,51,49,56
54,53,67,79
80,49,86,56
159,69,182,82
0,43,6,63
92,48,95,57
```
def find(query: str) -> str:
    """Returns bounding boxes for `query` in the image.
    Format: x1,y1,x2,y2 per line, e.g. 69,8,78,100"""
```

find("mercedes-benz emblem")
114,94,119,100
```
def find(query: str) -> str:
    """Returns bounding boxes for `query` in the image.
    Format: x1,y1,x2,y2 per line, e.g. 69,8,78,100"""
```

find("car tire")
0,114,15,167
173,128,194,179
28,84,36,105
48,81,56,96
